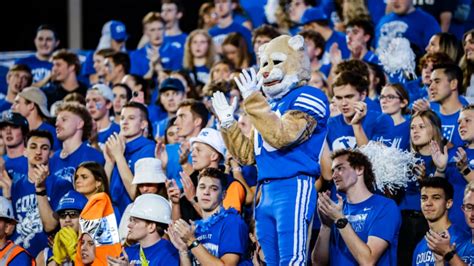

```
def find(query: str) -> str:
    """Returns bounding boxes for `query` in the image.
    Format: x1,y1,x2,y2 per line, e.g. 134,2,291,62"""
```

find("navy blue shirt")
49,142,105,184
15,55,52,84
125,239,179,266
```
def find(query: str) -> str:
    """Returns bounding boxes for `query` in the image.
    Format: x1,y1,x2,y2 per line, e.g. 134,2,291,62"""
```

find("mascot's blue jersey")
254,86,329,181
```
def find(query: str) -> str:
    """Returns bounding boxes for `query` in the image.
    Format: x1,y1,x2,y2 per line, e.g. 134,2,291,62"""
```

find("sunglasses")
58,210,80,219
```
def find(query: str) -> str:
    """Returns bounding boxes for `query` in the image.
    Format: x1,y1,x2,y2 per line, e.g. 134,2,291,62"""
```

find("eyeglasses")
379,95,401,101
462,203,474,212
58,210,80,219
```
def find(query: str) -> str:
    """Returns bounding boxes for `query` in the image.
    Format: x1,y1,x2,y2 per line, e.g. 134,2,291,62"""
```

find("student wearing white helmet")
107,194,179,266
118,157,168,244
0,196,35,265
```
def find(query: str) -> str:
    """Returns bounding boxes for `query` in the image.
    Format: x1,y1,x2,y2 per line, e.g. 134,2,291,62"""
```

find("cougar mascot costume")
212,35,329,265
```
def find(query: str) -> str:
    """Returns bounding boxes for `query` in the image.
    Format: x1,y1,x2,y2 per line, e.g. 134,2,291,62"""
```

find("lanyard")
139,246,149,266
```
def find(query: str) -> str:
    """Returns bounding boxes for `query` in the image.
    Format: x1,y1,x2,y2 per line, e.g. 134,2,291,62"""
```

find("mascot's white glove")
234,68,263,100
211,91,238,128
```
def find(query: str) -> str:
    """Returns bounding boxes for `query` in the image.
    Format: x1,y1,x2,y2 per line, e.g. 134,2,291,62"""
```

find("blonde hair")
183,30,216,70
465,181,474,197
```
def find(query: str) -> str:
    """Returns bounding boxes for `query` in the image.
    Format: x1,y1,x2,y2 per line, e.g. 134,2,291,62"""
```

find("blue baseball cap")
0,111,29,134
55,190,88,213
159,78,185,93
301,7,328,25
110,20,128,42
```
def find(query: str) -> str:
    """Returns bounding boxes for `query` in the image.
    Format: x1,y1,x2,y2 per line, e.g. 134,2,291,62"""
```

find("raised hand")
430,140,448,173
233,68,263,99
350,101,368,125
180,171,196,203
318,191,344,222
166,179,181,205
211,91,238,128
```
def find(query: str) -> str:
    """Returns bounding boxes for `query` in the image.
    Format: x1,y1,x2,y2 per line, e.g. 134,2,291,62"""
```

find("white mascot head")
257,35,311,100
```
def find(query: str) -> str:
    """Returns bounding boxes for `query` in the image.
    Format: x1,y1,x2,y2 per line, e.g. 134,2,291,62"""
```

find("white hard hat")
132,158,167,185
129,194,171,224
0,196,16,221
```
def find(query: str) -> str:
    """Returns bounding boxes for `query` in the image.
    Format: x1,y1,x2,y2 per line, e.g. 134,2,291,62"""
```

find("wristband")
187,239,200,250
36,190,47,196
462,167,471,176
444,249,456,262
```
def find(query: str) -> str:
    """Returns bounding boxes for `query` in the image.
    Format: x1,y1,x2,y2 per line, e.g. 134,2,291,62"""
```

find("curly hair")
331,149,375,192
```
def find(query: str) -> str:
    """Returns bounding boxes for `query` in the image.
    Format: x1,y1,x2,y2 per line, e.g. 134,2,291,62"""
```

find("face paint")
95,102,104,110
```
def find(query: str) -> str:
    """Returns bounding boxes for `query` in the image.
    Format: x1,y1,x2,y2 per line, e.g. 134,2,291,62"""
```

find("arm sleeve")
219,216,249,256
243,92,320,150
368,200,401,244
221,123,256,166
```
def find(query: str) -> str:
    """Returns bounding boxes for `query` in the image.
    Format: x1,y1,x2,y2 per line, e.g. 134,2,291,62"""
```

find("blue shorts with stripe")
255,175,316,266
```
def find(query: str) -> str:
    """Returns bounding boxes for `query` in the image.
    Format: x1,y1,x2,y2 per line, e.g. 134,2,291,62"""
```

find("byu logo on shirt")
332,136,356,150
442,125,455,141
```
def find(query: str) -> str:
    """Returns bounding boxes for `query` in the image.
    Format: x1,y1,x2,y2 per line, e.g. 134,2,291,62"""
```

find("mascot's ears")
288,35,305,51
258,43,268,58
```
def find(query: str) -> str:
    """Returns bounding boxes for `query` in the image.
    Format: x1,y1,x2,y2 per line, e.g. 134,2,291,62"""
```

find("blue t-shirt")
362,50,380,65
37,122,61,151
240,0,267,27
49,142,105,184
444,147,474,233
165,143,193,189
412,225,469,266
320,31,351,66
193,208,248,264
163,33,188,51
457,240,474,265
188,65,210,86
365,97,382,112
0,99,12,113
375,9,441,51
253,86,329,180
153,117,169,139
366,0,388,25
4,155,28,183
130,43,183,76
371,116,411,151
399,154,439,211
209,22,253,53
329,194,401,266
110,136,155,218
404,78,428,106
15,55,52,84
97,122,120,148
434,109,465,148
11,172,72,257
327,110,391,151
125,239,179,266
148,102,167,126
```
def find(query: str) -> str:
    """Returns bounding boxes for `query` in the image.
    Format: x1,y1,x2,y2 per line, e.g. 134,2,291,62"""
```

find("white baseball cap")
190,128,226,157
132,158,167,184
89,84,114,102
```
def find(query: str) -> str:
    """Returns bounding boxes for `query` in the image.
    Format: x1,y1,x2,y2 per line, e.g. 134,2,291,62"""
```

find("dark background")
0,0,207,52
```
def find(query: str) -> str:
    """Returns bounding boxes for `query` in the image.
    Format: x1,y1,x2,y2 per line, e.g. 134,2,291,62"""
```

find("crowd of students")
0,0,474,265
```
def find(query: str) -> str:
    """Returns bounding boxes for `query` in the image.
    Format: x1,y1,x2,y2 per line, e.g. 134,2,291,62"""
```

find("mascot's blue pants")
255,175,316,266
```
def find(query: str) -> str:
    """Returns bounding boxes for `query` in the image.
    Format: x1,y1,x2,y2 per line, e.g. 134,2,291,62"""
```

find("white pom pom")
377,37,416,82
358,141,421,193
264,0,279,24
